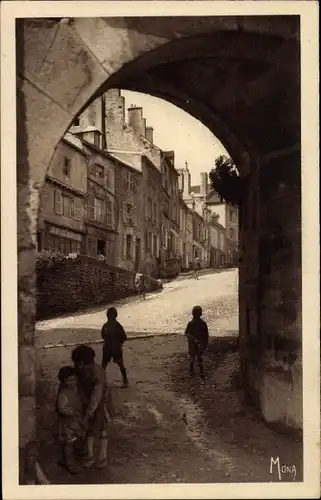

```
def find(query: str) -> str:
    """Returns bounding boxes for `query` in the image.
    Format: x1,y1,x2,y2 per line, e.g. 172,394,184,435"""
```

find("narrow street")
36,269,238,347
35,269,302,484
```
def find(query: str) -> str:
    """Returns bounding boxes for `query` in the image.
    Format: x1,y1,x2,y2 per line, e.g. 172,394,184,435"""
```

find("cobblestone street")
36,269,238,347
35,269,302,484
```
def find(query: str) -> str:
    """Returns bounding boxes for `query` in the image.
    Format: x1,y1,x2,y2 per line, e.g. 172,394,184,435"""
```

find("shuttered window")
87,195,95,220
74,197,83,221
54,189,62,215
107,199,113,226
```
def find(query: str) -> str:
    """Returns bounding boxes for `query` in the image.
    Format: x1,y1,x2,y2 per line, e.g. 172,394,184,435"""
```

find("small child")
139,274,146,300
72,345,113,469
56,366,86,474
101,307,129,388
185,306,209,379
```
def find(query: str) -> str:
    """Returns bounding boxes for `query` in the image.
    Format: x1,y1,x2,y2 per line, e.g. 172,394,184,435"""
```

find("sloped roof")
206,188,222,204
108,151,142,172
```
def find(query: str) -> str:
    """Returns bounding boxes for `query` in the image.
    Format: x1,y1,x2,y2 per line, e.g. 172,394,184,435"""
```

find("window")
73,118,80,126
107,200,113,226
73,197,83,221
229,228,234,240
46,227,82,255
145,230,152,254
95,198,105,223
63,194,74,218
153,234,157,256
63,157,71,177
54,189,63,215
54,190,75,218
126,171,134,191
97,239,106,256
123,202,133,223
126,234,133,259
152,201,157,223
95,165,104,181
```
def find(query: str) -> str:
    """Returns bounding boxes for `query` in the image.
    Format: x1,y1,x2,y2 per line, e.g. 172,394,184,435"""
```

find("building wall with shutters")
39,179,86,252
47,138,87,194
140,157,162,276
114,159,144,272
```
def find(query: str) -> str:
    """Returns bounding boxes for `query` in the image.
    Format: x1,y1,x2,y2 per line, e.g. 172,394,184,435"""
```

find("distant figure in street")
71,345,112,469
138,273,146,299
101,307,129,388
56,366,86,474
194,257,201,279
185,306,209,379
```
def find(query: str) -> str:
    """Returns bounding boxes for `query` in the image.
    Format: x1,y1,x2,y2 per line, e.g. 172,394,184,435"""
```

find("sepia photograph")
1,1,320,499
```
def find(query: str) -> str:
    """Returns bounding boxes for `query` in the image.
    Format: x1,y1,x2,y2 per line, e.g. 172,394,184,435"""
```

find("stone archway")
17,16,301,483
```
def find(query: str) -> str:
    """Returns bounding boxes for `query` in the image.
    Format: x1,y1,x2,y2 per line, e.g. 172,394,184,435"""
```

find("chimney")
177,169,184,192
146,127,154,144
200,172,208,197
164,150,175,166
104,89,125,125
128,106,145,136
183,162,191,198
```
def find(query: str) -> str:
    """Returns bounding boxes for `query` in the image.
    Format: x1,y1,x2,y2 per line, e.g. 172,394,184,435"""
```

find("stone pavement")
35,269,302,484
36,269,239,348
36,335,302,484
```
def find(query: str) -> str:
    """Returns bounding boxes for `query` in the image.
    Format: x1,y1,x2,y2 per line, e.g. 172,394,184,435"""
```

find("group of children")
56,304,209,474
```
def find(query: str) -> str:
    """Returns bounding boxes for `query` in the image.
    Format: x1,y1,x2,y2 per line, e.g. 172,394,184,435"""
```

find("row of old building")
38,89,238,277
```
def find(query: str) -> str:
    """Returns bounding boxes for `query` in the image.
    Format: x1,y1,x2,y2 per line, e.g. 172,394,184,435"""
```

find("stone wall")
36,253,161,320
239,150,302,433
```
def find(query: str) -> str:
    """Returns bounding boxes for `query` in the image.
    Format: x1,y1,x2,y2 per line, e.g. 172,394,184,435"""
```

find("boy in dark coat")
185,306,209,379
101,307,129,388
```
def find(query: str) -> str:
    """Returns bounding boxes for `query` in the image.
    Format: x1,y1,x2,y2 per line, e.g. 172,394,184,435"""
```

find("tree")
209,155,247,206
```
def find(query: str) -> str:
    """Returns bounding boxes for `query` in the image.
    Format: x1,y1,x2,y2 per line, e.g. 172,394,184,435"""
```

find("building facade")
209,216,226,268
141,155,162,277
82,140,117,265
206,190,239,266
38,134,87,255
109,152,144,272
41,88,236,276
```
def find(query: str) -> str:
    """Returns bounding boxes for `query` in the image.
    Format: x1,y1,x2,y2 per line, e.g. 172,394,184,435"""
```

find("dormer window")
73,117,80,126
93,131,101,148
95,165,104,180
63,157,71,177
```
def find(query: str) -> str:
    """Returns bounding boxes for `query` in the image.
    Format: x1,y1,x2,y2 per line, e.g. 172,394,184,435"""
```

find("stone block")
18,19,60,80
18,77,71,185
260,364,302,430
35,23,108,116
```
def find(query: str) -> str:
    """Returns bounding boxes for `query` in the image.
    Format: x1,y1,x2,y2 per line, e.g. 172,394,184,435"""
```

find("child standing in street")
139,274,146,300
101,307,129,388
71,345,113,469
185,306,209,379
56,366,86,474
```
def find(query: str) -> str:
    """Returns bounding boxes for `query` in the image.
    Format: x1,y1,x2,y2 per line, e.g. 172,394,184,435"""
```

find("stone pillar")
257,150,302,431
17,74,39,486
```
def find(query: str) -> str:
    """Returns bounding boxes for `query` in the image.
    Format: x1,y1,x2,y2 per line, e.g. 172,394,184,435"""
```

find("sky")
121,90,228,186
